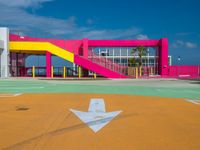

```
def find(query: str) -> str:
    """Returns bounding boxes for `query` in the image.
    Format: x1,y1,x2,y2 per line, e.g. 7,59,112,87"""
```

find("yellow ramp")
9,42,74,63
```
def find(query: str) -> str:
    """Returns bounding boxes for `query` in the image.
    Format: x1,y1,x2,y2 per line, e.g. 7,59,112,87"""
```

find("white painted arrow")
70,98,122,133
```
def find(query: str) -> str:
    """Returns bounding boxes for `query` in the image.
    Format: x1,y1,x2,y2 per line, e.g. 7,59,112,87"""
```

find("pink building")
0,27,199,79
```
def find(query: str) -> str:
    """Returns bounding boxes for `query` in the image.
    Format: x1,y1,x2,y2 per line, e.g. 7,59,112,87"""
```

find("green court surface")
0,78,199,99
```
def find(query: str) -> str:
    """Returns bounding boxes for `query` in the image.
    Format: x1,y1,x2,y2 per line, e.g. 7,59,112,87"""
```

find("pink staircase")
74,55,128,78
87,50,128,77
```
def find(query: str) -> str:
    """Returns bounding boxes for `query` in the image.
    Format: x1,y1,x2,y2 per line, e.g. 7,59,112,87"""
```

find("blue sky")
0,0,199,65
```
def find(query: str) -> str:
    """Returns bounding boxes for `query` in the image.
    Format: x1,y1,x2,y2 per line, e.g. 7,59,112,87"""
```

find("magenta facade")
168,66,200,78
46,52,51,77
159,38,169,76
9,34,199,79
9,34,169,78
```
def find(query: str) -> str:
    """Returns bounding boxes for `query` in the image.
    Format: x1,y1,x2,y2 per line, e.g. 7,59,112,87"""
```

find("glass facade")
89,47,172,67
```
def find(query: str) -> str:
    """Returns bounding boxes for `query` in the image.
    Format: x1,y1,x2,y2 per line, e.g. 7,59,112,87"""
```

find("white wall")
0,40,4,49
0,27,9,78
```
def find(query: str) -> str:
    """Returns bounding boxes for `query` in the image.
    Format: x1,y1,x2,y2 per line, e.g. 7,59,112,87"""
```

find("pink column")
159,38,169,76
46,51,51,78
83,38,88,58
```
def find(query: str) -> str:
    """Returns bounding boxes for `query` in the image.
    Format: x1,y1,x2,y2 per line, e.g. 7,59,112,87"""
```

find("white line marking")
0,84,45,87
0,93,23,98
186,99,200,105
14,93,23,97
0,87,44,90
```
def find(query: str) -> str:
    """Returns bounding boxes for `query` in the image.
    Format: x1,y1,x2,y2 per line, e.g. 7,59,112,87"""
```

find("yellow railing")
32,66,35,78
78,66,81,78
63,66,66,78
51,66,54,78
94,73,97,79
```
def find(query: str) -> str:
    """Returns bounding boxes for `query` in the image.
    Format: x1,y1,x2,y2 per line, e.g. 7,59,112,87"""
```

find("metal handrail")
88,50,128,75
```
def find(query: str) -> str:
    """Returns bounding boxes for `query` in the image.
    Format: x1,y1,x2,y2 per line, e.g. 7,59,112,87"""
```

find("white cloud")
0,0,146,39
171,40,197,49
0,2,83,37
136,34,149,40
77,27,141,39
185,42,197,48
171,40,184,48
0,0,53,8
176,40,184,46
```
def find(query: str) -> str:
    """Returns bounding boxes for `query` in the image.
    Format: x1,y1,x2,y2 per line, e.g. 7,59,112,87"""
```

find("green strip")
0,79,200,99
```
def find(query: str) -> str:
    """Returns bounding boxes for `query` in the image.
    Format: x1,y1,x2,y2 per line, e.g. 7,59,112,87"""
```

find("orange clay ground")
0,93,200,150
